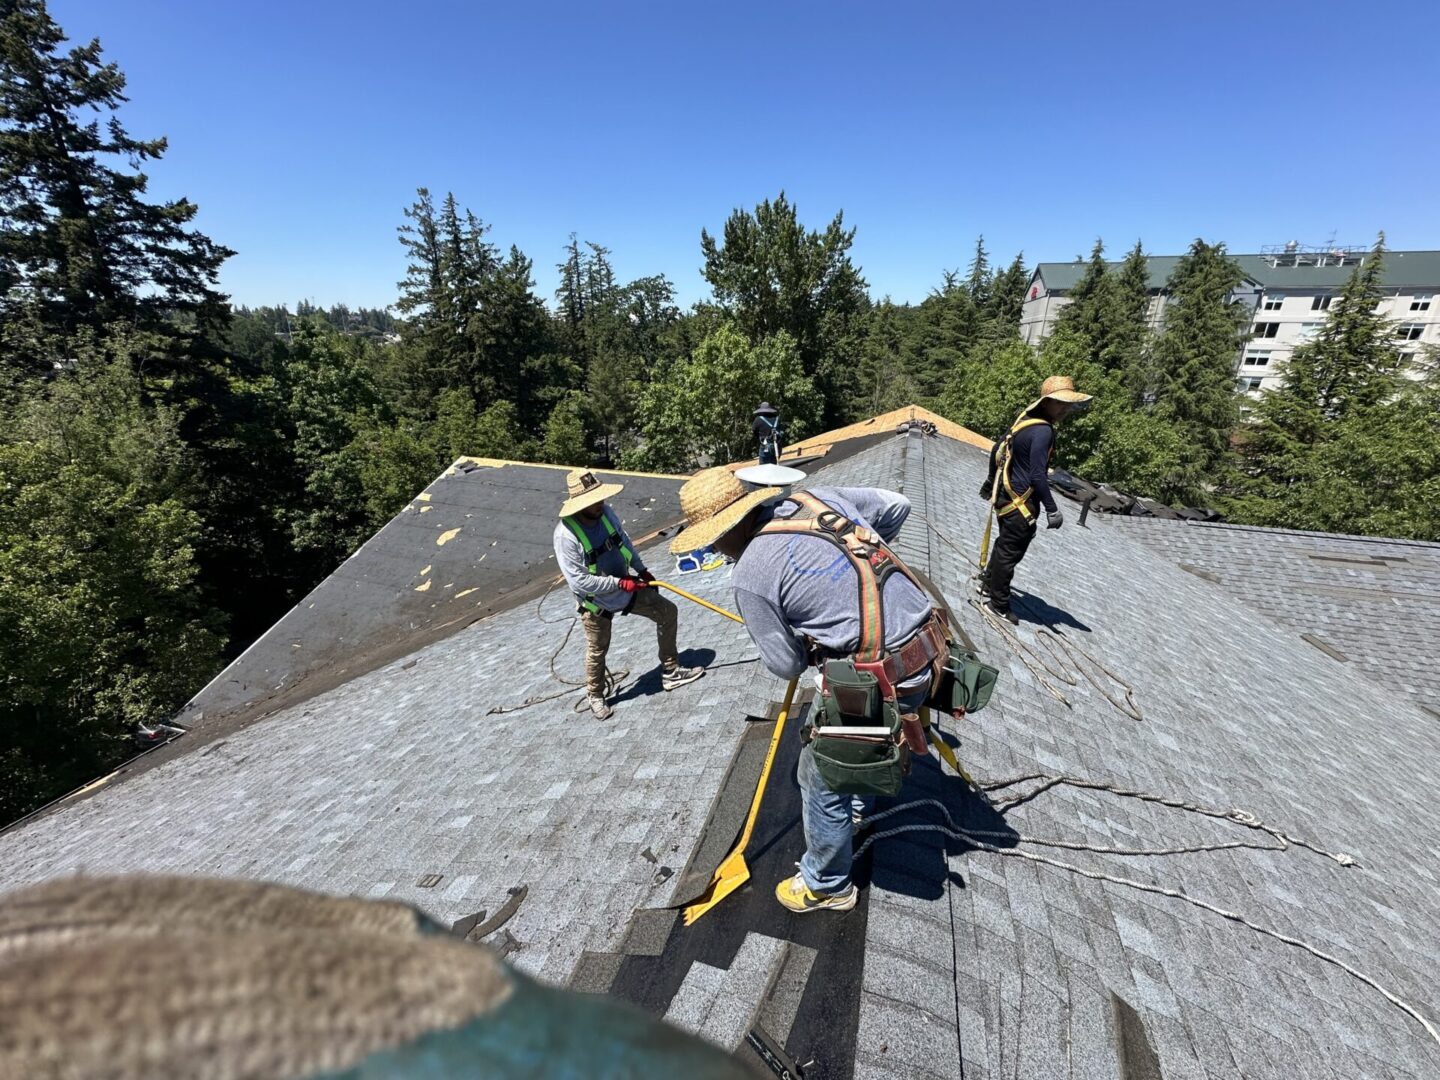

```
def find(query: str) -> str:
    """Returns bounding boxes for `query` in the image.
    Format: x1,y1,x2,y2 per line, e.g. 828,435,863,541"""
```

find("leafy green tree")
539,391,591,466
1148,239,1248,503
0,0,232,365
938,335,1045,440
629,323,821,471
0,350,223,822
700,192,867,419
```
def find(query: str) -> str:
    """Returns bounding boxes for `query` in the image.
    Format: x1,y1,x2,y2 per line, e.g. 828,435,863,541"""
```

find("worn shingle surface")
1116,516,1440,719
0,541,769,987
847,433,1440,1079
177,460,685,731
2,428,1438,1079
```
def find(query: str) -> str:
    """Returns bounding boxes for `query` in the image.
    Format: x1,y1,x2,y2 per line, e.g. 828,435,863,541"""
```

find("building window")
1243,351,1271,367
1299,322,1322,340
1262,294,1284,310
1235,377,1264,392
1399,351,1416,365
1311,295,1333,311
1253,322,1280,338
1411,294,1433,311
1396,323,1425,341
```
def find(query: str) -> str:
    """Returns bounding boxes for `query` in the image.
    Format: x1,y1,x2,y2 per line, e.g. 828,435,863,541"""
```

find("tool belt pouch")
931,643,1000,716
809,660,907,797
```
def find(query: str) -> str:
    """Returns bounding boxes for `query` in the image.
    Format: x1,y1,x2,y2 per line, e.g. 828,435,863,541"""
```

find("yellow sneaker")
775,873,858,914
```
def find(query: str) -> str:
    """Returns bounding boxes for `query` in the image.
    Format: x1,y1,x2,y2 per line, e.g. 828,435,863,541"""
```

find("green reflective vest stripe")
562,512,634,614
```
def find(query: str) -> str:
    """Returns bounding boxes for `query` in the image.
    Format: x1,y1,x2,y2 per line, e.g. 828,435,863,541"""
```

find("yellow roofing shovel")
682,675,798,925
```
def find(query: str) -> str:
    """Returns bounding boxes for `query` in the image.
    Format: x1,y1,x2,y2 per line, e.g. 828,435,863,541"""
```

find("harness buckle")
815,510,854,538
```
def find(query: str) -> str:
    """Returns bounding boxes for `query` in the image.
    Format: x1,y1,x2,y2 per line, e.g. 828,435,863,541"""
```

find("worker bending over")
668,468,956,914
978,375,1091,625
554,470,703,720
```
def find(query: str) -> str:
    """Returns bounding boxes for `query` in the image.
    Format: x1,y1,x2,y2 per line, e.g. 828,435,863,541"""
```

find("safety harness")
991,414,1054,523
978,412,1055,573
561,512,633,615
756,414,781,462
757,491,948,701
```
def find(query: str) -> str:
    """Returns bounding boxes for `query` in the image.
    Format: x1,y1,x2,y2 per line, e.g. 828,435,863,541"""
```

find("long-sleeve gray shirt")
553,507,648,613
731,487,934,688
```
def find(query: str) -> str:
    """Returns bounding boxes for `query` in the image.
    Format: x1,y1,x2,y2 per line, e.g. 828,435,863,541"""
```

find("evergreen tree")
394,188,461,400
965,235,991,310
629,324,821,471
850,301,921,416
1148,239,1248,504
1056,240,1114,354
699,192,867,419
0,0,232,363
1227,237,1416,532
1110,240,1153,394
986,253,1029,328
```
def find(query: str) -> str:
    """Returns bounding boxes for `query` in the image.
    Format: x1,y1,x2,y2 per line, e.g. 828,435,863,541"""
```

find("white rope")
854,798,1435,1051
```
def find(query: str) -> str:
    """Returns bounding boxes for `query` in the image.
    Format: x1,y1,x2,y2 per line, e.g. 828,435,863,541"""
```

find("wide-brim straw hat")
1026,375,1092,414
753,402,779,416
559,468,625,518
669,466,782,554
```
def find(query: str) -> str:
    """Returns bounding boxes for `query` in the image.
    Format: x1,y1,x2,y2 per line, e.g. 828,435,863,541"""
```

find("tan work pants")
580,587,679,697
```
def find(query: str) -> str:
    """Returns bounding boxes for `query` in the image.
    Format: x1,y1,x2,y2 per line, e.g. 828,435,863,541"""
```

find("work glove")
617,577,641,593
639,569,656,584
1046,509,1064,530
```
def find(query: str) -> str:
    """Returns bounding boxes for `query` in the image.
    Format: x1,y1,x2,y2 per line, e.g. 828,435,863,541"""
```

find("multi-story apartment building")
1020,245,1440,394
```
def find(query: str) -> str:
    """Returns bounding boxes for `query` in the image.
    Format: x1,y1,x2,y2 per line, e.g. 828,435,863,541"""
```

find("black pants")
983,511,1036,613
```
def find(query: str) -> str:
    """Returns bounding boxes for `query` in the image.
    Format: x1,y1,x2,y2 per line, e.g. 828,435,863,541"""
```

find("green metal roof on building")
1034,250,1440,293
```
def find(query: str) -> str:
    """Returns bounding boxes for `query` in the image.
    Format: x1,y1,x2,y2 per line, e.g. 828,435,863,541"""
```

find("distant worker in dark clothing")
978,376,1091,624
752,402,782,464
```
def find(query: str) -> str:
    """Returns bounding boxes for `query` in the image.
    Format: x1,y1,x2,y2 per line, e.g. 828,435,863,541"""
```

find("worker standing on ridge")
554,470,704,720
667,468,949,914
752,402,782,464
978,375,1092,625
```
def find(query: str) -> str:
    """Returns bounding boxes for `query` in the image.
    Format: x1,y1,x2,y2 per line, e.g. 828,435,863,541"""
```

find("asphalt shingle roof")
3,417,1438,1079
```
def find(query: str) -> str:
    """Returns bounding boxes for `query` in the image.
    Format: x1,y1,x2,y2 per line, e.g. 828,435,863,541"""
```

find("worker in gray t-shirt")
667,467,938,915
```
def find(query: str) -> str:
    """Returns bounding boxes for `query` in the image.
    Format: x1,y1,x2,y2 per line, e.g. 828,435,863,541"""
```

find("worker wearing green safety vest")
553,470,704,720
977,375,1091,625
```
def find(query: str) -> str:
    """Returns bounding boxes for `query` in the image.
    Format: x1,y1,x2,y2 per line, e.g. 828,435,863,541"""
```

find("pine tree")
699,192,867,420
965,236,991,309
986,253,1029,329
1149,239,1248,504
1110,240,1152,394
1227,237,1411,531
0,0,231,362
1057,240,1112,345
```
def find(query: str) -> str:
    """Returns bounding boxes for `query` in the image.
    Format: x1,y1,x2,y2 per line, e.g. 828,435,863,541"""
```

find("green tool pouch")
930,643,1000,717
807,660,907,797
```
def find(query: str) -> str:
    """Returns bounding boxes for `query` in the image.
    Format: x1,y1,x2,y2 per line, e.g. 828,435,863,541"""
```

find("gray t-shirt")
731,487,934,686
553,507,648,613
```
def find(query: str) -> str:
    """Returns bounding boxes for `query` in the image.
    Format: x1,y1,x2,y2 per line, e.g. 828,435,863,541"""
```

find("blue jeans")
797,687,928,895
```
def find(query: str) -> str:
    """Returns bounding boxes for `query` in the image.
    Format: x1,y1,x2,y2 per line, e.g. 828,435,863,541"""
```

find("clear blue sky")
49,0,1440,311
